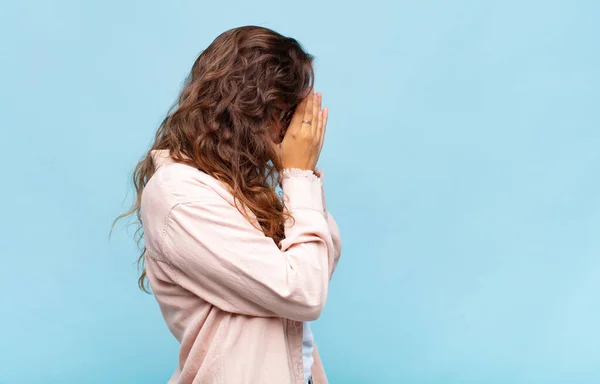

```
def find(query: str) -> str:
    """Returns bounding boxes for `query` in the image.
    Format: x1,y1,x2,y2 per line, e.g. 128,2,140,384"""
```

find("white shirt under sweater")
302,322,314,383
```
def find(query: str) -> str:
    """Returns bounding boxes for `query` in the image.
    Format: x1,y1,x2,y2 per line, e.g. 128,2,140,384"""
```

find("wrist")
280,163,315,172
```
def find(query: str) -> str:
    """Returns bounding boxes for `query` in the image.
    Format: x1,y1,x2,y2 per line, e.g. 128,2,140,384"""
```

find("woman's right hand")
278,89,328,171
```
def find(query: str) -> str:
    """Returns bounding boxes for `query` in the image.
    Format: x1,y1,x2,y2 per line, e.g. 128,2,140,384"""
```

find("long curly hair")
114,25,314,292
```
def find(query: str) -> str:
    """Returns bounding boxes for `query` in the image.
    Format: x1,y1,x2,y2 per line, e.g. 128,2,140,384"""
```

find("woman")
118,26,342,383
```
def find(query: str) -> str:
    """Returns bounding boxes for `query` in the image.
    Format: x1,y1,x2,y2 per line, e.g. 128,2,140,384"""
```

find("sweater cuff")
281,168,324,212
313,168,327,216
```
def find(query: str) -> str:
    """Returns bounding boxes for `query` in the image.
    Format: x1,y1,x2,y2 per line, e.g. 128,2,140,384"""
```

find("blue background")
1,1,599,383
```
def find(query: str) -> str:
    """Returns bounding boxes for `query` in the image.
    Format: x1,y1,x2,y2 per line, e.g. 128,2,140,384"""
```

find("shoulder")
145,162,235,206
140,163,235,239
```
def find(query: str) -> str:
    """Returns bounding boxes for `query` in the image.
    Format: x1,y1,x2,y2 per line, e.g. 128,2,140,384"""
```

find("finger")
302,88,314,130
312,92,321,135
288,89,311,132
316,109,324,146
287,96,308,134
315,96,323,138
319,107,328,151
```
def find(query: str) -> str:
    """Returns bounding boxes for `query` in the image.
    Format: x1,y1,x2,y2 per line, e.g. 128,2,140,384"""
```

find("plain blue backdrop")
1,0,599,383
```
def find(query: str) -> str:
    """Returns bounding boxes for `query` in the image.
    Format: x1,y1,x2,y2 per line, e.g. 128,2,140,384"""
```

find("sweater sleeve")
313,168,342,280
161,170,335,321
325,212,342,280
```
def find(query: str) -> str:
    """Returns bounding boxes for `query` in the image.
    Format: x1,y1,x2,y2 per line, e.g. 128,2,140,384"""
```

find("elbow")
299,302,324,321
289,288,328,321
292,300,325,321
275,263,330,321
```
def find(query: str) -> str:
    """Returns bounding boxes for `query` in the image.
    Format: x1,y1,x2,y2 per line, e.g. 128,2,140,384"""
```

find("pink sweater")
140,149,342,384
